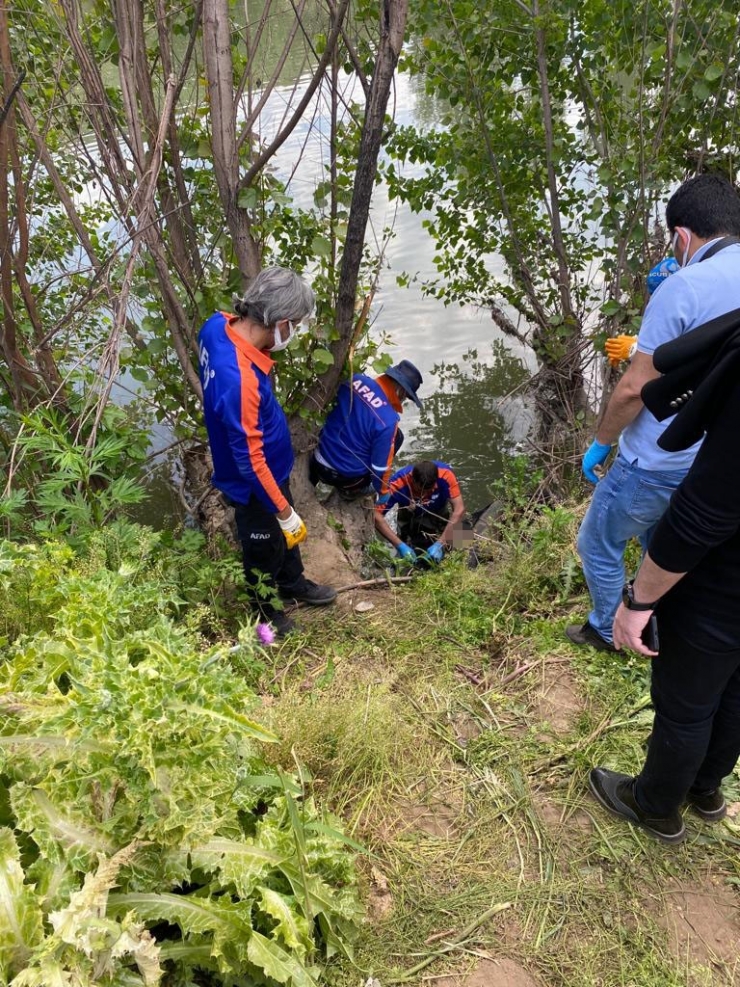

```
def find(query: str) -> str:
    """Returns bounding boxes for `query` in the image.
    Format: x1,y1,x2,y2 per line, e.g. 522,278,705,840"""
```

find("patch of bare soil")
365,865,394,922
532,661,581,735
435,957,542,987
648,878,740,981
536,794,594,840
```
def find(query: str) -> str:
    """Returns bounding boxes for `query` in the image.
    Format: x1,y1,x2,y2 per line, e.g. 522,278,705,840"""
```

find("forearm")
595,385,644,445
595,351,658,445
631,553,687,605
374,512,402,548
440,500,465,546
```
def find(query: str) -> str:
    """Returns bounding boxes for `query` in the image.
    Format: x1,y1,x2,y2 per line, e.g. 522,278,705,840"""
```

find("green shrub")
0,534,361,986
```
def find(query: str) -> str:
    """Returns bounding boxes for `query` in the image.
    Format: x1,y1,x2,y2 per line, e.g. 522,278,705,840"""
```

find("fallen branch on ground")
386,901,513,983
335,575,414,592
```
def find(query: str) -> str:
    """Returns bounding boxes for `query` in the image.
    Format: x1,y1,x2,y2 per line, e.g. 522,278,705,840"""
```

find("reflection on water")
395,341,532,509
129,29,537,522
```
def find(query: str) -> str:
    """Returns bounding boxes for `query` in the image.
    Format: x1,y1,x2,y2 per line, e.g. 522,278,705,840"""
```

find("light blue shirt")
620,238,740,471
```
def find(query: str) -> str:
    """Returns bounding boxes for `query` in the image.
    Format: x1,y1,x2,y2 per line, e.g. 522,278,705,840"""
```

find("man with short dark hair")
374,459,465,563
568,173,740,652
309,360,424,499
589,310,740,843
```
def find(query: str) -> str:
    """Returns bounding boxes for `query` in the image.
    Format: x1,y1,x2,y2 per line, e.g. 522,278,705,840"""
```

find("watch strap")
623,580,658,611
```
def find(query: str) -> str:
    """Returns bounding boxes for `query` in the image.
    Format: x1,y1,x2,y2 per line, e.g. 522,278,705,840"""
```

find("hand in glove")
646,256,679,295
605,334,637,367
277,508,307,549
396,542,417,562
426,541,445,563
582,439,612,484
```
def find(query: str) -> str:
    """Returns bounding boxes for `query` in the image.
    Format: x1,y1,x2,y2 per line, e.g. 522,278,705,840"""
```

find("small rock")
354,600,375,613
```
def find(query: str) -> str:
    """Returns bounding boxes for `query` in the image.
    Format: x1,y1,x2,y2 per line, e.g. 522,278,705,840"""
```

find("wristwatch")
623,580,658,611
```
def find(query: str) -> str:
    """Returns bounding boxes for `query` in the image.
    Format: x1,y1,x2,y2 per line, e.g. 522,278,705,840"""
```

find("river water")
246,33,536,510
137,13,536,523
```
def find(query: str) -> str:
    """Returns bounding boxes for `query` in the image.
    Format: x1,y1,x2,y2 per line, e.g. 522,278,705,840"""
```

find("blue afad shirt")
198,311,293,512
378,461,461,518
316,374,400,493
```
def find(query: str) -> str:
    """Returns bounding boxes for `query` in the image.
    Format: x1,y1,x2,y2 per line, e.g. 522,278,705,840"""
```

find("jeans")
576,454,688,643
635,619,740,816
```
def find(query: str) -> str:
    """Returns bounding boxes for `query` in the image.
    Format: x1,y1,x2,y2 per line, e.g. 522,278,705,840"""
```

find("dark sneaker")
279,579,337,607
588,767,686,844
686,788,726,822
565,621,617,653
269,611,296,638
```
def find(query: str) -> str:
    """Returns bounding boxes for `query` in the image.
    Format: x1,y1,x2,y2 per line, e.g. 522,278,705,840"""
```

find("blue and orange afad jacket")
378,461,461,518
198,312,292,512
317,373,401,494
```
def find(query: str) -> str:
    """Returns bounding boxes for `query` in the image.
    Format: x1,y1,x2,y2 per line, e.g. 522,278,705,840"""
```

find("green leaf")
169,702,278,743
704,63,725,81
190,839,285,899
693,79,712,101
310,235,332,258
257,887,312,956
108,891,253,938
247,930,318,987
310,348,334,367
238,186,260,210
0,828,43,981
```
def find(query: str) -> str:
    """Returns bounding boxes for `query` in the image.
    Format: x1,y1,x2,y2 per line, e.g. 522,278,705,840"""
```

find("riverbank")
2,505,739,986
265,507,740,987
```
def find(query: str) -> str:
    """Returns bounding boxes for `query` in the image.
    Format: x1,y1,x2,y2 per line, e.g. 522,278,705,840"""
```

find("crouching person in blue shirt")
374,460,466,564
309,360,424,500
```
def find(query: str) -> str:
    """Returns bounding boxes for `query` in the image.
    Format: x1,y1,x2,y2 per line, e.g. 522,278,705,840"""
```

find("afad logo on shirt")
352,378,385,409
199,342,216,390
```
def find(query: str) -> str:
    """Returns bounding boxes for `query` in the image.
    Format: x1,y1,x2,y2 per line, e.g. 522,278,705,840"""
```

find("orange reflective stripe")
378,425,398,494
236,350,288,513
438,467,461,499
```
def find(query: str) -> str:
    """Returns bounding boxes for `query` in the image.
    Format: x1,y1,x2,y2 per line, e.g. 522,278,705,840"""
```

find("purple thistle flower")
256,622,276,645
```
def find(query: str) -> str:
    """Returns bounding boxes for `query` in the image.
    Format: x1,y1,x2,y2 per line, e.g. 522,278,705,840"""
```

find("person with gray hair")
198,267,336,637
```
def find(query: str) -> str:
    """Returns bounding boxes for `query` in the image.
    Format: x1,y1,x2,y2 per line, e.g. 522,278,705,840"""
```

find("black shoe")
686,787,726,822
269,611,296,638
588,767,686,844
565,621,617,653
279,579,337,607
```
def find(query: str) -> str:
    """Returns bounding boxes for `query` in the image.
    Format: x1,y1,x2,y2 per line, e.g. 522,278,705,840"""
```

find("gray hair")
233,267,315,326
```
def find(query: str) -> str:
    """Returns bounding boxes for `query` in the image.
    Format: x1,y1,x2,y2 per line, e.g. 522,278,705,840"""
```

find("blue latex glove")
396,542,417,562
646,257,679,295
426,541,445,563
582,440,612,483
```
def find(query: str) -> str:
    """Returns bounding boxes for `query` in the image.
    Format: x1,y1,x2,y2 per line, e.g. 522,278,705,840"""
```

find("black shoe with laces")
565,621,617,653
279,579,337,607
686,787,726,822
589,767,686,844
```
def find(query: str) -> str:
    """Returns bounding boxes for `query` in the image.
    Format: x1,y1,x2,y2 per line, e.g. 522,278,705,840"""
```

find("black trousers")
398,507,448,551
230,481,304,617
635,619,740,816
308,453,371,496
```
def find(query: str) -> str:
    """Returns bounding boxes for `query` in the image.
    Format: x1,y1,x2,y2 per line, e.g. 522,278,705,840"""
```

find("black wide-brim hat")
385,360,424,408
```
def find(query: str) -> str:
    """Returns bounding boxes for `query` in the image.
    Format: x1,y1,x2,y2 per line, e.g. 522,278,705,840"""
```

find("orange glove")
605,334,637,367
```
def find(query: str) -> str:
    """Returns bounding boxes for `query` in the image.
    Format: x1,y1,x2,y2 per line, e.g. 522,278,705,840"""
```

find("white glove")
277,508,307,549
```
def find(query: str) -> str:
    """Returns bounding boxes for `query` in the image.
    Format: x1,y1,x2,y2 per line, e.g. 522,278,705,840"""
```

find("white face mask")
672,228,691,267
269,320,296,353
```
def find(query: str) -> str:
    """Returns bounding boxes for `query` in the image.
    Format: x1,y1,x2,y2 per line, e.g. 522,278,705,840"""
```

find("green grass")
259,507,740,987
